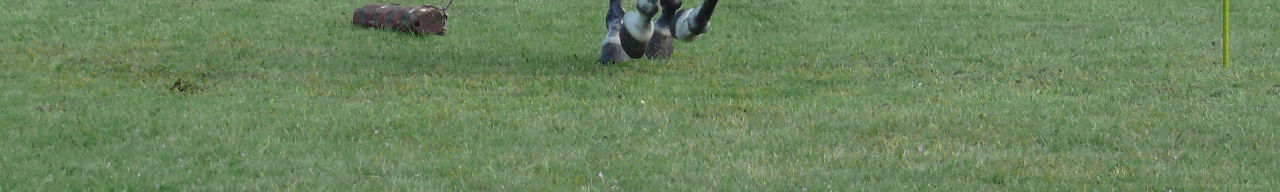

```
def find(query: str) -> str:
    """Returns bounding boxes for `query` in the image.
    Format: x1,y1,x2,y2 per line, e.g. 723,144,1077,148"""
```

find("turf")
2,0,1278,190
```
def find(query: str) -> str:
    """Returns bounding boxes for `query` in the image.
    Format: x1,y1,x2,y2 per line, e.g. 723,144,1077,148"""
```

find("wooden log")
352,2,451,35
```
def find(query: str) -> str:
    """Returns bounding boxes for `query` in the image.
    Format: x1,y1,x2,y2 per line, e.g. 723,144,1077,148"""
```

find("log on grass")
352,3,451,35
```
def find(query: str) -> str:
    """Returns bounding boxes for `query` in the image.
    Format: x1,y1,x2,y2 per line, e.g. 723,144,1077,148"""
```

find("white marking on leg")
674,8,702,42
624,13,655,42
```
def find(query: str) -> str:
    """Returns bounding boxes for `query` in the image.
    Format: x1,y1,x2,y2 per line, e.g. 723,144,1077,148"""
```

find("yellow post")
1223,0,1231,68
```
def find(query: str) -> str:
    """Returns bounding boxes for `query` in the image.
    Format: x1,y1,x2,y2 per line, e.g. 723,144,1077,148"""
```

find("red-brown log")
352,4,448,35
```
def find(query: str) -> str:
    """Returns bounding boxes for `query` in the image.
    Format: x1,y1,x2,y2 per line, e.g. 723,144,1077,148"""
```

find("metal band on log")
352,3,451,35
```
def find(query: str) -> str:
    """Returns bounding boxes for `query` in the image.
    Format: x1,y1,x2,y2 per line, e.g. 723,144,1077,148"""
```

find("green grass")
3,0,1279,190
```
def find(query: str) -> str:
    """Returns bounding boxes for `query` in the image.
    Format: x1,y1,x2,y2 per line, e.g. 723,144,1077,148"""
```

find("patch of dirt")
1038,68,1064,74
169,78,205,95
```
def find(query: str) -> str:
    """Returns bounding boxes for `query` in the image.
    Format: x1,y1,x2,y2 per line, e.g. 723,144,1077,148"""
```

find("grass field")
3,0,1279,190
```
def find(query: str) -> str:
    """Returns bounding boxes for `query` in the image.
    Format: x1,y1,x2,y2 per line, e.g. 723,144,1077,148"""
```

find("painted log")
352,2,451,35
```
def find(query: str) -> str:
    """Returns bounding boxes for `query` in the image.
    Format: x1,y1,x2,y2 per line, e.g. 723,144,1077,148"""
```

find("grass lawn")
2,0,1278,190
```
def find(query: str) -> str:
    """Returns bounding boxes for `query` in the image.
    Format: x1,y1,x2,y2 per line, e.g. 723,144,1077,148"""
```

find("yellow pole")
1223,0,1230,68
